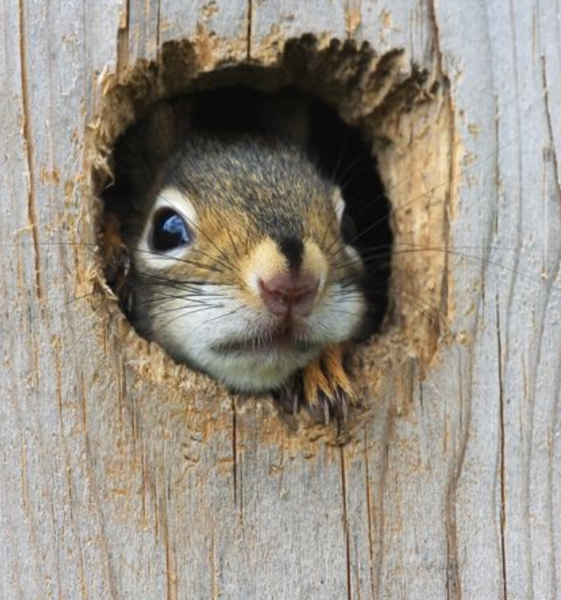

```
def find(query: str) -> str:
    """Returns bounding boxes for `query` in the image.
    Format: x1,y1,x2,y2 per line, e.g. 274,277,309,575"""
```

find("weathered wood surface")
1,1,561,599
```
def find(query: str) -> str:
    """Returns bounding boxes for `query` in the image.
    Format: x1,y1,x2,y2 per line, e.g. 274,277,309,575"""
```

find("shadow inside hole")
188,87,393,336
307,98,392,336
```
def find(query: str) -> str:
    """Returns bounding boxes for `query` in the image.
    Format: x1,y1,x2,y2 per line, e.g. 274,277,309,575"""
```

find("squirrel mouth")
212,330,320,356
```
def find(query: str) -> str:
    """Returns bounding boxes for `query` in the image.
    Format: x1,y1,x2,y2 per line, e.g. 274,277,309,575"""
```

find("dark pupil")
151,210,191,251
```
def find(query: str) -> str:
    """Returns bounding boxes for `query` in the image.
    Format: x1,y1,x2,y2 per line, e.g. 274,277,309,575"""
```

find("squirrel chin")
195,346,323,394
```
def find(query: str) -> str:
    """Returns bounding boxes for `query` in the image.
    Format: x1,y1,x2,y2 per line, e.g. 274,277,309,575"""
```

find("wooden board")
1,1,560,598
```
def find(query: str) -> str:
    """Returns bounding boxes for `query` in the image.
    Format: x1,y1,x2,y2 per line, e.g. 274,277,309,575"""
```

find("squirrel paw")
275,345,358,423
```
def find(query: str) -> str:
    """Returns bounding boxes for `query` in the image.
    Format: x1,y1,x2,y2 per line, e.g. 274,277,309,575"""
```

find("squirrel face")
123,135,366,393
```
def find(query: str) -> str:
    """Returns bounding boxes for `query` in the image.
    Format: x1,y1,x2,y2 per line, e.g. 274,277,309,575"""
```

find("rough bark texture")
1,1,561,599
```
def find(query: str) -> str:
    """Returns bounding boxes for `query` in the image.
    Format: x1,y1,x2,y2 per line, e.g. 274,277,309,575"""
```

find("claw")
274,344,358,422
274,376,304,416
302,344,357,422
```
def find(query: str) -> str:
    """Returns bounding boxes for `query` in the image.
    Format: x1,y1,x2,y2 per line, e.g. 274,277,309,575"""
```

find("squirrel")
103,89,378,421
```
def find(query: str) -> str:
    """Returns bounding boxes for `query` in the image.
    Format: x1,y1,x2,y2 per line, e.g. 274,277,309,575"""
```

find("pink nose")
259,273,319,317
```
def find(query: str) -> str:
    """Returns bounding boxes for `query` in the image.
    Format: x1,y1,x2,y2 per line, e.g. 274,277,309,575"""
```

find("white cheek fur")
139,280,366,393
143,285,307,391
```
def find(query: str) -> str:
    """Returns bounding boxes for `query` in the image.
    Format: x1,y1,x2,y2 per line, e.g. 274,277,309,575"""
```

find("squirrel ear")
332,190,358,245
331,189,346,225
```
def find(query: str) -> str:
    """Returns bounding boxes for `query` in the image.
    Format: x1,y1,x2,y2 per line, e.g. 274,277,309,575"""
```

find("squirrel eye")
340,211,358,245
151,209,192,251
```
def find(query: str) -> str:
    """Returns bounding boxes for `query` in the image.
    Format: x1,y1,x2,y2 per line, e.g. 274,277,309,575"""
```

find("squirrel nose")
258,273,319,317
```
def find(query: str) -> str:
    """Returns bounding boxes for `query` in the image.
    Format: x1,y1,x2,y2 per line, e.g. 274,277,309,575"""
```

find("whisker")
148,302,225,326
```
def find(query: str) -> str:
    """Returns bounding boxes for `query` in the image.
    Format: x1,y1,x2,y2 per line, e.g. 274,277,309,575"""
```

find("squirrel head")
115,134,367,392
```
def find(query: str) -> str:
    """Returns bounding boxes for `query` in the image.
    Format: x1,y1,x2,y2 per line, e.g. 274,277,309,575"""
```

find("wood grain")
1,1,560,599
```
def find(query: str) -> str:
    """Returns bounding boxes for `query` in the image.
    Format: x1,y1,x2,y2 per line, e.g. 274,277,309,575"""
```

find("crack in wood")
448,351,471,600
443,69,463,600
116,0,131,78
496,295,509,600
427,0,445,81
541,56,561,220
339,442,353,600
17,0,43,301
246,0,252,60
163,480,178,600
232,397,243,524
363,427,377,600
156,0,162,58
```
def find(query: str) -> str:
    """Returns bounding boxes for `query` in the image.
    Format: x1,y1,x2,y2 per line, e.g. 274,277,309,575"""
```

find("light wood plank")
1,1,560,598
